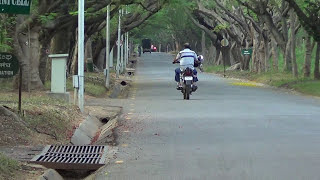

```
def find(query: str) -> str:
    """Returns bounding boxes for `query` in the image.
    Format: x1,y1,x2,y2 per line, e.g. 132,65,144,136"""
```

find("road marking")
123,130,130,133
230,82,263,87
128,112,133,115
126,117,132,120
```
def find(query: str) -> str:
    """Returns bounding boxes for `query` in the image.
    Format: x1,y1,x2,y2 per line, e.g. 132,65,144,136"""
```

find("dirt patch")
0,115,30,146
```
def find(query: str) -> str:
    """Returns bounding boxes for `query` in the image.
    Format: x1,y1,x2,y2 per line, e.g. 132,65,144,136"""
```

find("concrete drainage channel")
33,106,122,180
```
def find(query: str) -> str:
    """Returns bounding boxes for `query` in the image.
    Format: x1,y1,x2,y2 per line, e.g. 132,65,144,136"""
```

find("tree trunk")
259,39,266,73
14,30,30,90
96,47,106,70
314,43,320,80
221,46,231,66
28,28,44,90
214,46,221,65
284,39,292,72
264,37,269,72
290,10,298,78
201,31,206,55
39,34,52,84
229,42,239,65
51,29,72,54
251,28,260,72
85,38,93,71
304,35,312,77
93,39,104,66
14,18,44,91
71,34,78,75
175,41,180,51
271,36,279,71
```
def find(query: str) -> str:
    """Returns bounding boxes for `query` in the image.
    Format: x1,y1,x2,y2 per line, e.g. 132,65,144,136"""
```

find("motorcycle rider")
173,43,199,91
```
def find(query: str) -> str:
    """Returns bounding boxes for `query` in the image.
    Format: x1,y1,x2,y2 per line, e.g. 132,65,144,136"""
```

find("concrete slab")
78,116,100,139
38,169,63,180
70,127,91,145
47,92,70,102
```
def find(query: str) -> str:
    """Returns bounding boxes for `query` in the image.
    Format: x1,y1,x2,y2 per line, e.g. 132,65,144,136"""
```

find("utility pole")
125,6,129,66
105,5,110,88
120,8,124,74
116,9,121,78
126,32,129,64
78,0,85,112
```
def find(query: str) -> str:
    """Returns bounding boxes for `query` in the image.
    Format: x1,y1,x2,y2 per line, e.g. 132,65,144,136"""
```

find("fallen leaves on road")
115,160,124,164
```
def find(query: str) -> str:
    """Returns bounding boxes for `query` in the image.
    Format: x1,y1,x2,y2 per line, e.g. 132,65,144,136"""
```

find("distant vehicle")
152,46,157,52
142,39,152,53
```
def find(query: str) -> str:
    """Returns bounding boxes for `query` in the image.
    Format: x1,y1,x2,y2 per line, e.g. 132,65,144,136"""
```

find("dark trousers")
175,68,198,82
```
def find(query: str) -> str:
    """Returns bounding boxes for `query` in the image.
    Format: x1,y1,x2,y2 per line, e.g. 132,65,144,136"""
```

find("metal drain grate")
30,145,108,170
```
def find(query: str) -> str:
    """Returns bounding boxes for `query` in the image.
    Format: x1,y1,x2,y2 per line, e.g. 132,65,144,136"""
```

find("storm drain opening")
30,145,108,170
120,81,127,86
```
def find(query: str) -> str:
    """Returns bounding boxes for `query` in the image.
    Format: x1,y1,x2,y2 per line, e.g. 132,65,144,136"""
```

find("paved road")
95,53,320,180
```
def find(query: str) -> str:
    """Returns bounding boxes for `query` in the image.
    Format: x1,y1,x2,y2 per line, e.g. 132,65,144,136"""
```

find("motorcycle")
173,55,204,100
179,67,194,100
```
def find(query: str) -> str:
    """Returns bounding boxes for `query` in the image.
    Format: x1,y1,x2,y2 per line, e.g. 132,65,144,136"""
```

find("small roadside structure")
47,54,70,102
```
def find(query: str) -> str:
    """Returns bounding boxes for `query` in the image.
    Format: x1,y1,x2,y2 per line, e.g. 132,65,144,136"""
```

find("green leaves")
39,13,58,23
213,24,229,33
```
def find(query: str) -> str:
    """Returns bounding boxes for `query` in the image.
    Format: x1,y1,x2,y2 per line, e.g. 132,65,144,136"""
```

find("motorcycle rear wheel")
185,85,191,100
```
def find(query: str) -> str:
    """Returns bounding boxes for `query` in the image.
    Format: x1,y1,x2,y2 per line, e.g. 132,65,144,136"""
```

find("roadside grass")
203,65,225,73
84,81,106,97
205,65,320,96
291,81,320,96
0,153,20,180
0,92,81,144
44,72,107,97
202,40,320,96
0,78,14,92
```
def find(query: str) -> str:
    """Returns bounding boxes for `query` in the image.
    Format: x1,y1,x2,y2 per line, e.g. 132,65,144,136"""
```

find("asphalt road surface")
94,53,320,180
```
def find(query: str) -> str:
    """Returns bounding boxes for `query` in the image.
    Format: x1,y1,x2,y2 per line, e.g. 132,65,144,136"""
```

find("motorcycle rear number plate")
184,77,193,80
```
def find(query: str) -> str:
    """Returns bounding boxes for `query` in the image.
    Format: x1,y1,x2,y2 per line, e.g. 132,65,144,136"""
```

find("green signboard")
0,0,31,14
242,49,253,55
0,52,19,78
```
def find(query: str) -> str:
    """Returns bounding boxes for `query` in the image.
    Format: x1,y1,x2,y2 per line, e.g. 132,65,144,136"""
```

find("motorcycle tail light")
184,69,193,76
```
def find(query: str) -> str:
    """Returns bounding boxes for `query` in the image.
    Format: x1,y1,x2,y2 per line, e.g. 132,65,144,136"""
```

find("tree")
12,0,166,90
284,0,320,79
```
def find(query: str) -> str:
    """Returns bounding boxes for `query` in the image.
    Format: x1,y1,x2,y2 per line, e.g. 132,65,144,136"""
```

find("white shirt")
176,48,197,69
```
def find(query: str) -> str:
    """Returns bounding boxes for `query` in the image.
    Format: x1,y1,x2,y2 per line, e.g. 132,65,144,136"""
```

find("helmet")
198,55,204,62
